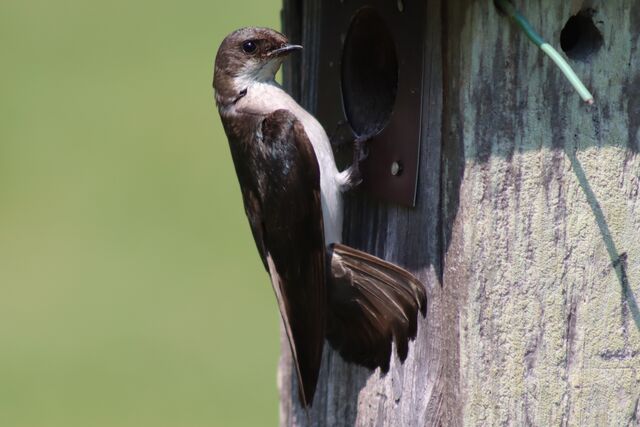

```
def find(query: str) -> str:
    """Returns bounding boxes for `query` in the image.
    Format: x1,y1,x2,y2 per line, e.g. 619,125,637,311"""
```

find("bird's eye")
242,41,257,54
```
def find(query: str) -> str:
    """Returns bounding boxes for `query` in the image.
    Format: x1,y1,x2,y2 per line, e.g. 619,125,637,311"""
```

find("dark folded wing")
234,109,326,407
326,243,426,372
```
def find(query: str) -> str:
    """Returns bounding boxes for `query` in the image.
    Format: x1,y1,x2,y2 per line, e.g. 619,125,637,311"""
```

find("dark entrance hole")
560,9,603,61
341,8,398,137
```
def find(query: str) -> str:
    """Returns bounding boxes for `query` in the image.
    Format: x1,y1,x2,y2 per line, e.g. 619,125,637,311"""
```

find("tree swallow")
213,27,426,407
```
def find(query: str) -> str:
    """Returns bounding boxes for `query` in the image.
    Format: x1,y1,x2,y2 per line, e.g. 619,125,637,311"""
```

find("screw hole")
560,9,603,61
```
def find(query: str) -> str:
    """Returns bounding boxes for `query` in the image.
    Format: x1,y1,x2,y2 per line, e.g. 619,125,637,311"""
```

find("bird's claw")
338,133,373,192
353,135,370,163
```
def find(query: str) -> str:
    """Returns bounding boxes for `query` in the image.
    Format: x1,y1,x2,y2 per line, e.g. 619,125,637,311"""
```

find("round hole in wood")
341,8,398,137
560,9,603,61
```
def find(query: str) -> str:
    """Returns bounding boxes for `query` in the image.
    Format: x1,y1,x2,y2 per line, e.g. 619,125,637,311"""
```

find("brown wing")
231,109,326,407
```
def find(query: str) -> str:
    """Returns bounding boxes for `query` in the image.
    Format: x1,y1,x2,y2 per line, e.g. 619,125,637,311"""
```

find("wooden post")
281,1,640,425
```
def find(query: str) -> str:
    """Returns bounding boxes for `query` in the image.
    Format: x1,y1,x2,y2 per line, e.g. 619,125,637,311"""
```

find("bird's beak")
269,44,303,57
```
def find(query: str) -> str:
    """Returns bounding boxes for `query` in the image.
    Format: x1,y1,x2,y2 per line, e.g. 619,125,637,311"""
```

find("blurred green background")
0,1,282,425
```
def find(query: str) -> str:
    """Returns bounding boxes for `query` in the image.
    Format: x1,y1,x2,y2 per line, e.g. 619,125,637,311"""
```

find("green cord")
494,0,594,104
540,44,594,104
495,0,544,46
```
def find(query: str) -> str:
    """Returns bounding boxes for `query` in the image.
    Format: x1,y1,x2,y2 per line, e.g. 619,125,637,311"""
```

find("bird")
212,27,426,408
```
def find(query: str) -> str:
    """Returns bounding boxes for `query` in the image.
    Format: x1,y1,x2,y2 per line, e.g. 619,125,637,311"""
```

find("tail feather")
325,243,427,371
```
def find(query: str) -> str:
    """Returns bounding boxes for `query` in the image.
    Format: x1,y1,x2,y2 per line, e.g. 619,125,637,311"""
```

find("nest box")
316,0,427,206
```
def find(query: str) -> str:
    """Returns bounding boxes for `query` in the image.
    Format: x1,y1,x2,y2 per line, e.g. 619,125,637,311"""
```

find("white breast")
233,82,343,244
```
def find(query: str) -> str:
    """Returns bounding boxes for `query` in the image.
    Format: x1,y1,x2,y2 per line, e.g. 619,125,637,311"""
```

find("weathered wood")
447,1,640,425
280,1,453,425
280,0,640,425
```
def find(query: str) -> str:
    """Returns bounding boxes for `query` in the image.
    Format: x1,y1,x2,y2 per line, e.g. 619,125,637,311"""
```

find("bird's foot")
338,133,373,192
353,134,371,162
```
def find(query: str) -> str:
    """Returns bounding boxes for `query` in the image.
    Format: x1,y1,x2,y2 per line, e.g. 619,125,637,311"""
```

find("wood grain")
279,0,640,425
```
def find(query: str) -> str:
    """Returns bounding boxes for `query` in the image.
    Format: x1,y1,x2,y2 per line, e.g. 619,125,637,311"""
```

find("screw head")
391,161,403,176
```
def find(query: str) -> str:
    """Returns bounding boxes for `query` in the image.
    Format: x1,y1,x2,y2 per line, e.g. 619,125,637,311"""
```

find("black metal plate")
316,0,426,207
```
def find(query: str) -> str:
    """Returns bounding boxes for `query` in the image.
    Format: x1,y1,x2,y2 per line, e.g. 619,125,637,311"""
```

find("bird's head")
213,27,302,105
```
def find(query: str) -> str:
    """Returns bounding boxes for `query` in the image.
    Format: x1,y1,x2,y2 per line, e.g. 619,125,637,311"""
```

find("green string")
495,0,544,46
